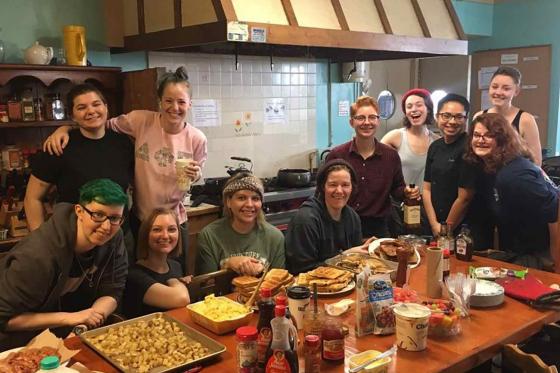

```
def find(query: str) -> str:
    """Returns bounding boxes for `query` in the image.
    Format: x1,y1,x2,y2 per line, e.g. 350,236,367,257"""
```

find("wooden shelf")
0,236,21,249
0,120,75,129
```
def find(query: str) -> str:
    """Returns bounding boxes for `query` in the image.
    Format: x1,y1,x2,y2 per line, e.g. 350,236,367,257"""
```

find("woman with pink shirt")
44,67,208,274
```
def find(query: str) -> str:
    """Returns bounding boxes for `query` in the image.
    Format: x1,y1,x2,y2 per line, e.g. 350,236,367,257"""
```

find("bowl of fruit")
422,300,462,337
393,287,418,303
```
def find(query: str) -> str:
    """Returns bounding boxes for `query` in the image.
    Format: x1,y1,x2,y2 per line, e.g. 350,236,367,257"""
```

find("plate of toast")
295,266,355,296
368,238,421,269
232,268,294,303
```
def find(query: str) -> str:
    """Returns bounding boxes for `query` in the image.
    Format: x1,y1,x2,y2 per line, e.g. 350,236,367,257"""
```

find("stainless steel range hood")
119,0,467,61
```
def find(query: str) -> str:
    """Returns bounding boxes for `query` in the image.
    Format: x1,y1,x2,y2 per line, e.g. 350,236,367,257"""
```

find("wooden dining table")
65,256,560,372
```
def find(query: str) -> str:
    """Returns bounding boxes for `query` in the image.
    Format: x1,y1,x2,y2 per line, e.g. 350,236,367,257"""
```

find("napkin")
496,274,560,309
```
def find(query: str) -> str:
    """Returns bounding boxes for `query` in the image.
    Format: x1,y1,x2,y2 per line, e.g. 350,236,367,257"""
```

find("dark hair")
66,83,107,113
464,113,532,173
491,66,522,85
315,159,357,201
350,95,380,117
437,93,470,114
157,66,192,99
79,178,128,207
401,88,435,128
136,208,182,260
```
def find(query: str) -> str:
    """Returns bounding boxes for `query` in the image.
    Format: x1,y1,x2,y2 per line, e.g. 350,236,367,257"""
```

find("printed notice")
227,21,249,41
478,66,498,89
500,53,519,65
522,84,538,90
264,98,287,124
191,99,220,127
338,100,350,117
523,56,539,62
251,27,267,43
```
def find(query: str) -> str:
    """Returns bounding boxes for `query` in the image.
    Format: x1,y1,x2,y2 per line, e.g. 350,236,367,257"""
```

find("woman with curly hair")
465,113,559,271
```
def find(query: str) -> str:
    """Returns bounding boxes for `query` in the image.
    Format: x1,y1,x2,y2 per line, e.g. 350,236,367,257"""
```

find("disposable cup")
287,286,310,330
393,303,431,351
175,158,193,191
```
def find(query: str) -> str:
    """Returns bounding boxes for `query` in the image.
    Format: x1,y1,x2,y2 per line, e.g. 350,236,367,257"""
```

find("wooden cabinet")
185,203,220,275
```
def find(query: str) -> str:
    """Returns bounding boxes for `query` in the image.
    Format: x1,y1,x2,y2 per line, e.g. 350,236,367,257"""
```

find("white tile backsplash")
149,52,320,178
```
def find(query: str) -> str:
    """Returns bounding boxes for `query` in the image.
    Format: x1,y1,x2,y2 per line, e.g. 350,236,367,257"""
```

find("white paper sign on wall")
338,100,350,117
500,53,519,64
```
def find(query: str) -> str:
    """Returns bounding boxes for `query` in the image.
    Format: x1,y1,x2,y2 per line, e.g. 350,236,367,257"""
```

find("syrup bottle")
257,288,276,372
455,224,474,262
265,305,299,373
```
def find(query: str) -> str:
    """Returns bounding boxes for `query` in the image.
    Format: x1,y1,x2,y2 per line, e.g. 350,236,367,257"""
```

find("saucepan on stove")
277,168,311,188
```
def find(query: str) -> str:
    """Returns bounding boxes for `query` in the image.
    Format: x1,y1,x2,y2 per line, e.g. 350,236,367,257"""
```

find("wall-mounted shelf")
0,120,75,129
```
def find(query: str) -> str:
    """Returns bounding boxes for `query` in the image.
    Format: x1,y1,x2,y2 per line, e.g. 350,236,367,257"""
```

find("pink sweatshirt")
108,110,207,223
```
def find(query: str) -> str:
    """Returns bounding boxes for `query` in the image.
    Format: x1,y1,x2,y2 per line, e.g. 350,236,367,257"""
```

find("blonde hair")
136,208,182,260
222,173,266,227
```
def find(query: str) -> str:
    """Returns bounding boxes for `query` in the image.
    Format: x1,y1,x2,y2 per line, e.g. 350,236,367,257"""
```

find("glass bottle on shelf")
21,89,35,122
7,95,22,122
51,94,66,120
34,96,44,121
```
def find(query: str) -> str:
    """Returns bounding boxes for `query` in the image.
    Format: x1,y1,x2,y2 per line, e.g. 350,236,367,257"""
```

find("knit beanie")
401,88,433,114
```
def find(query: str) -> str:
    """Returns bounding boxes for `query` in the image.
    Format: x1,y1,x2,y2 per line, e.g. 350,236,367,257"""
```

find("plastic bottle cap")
40,356,60,370
236,326,258,341
275,295,287,305
275,305,286,317
443,249,450,256
260,287,272,297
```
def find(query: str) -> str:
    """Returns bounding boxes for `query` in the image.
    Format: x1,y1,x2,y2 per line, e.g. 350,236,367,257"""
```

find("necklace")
76,255,95,288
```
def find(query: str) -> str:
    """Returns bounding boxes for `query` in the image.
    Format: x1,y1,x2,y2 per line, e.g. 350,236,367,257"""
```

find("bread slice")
232,275,260,288
266,268,289,282
308,266,347,280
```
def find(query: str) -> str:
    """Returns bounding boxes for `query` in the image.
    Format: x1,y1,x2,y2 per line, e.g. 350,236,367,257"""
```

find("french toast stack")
233,268,294,302
296,266,353,293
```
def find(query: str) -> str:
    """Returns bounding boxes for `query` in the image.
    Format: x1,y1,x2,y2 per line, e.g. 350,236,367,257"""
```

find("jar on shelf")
7,96,22,122
0,103,8,123
51,93,65,120
34,97,44,121
21,89,35,122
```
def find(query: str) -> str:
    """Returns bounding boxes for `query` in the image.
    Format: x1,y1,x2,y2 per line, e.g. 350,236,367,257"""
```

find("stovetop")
261,177,316,193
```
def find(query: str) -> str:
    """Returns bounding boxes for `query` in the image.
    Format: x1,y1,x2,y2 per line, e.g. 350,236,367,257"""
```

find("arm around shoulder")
24,175,52,231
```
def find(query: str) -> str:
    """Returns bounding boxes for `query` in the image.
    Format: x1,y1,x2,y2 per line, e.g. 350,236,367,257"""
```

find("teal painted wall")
452,0,493,37
467,0,560,154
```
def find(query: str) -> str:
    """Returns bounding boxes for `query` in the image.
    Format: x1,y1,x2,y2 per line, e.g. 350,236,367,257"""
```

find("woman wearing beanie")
381,88,439,235
285,159,375,274
195,173,285,276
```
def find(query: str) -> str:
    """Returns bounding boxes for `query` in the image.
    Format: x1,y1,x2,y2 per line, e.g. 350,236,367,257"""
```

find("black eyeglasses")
437,112,467,122
80,205,124,226
473,132,495,142
353,114,380,123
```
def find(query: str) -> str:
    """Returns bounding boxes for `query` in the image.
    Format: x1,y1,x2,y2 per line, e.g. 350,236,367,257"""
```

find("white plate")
471,279,505,307
0,347,68,366
368,238,421,269
474,267,508,280
317,280,356,297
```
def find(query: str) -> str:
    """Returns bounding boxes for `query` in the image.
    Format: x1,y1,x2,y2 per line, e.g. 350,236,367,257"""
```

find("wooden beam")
137,0,145,34
281,0,298,27
212,0,237,21
331,0,349,31
411,0,430,37
444,0,467,40
174,0,182,28
374,0,392,34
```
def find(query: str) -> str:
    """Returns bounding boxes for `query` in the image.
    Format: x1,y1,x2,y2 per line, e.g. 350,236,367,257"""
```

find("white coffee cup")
287,286,311,330
175,158,193,191
394,303,431,351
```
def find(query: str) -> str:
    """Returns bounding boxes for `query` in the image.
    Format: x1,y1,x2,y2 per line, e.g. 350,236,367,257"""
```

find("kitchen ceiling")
120,0,468,62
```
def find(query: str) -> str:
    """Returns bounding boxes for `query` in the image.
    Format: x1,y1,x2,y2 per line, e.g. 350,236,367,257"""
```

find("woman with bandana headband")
195,173,285,276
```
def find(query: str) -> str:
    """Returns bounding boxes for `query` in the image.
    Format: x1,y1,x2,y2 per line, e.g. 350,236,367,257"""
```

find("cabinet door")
122,67,166,112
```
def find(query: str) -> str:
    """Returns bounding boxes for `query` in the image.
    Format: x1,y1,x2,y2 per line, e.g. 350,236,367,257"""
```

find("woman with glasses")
423,94,477,236
123,208,191,318
464,113,559,271
286,159,374,274
25,84,134,232
473,66,542,166
381,88,439,235
43,67,208,274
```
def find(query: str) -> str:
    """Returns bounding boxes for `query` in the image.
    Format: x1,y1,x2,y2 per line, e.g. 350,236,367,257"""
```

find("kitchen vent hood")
120,0,467,61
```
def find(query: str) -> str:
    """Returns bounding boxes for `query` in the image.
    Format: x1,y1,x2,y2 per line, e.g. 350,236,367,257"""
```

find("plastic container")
37,356,78,372
236,326,258,372
423,300,462,337
186,297,253,335
348,350,391,373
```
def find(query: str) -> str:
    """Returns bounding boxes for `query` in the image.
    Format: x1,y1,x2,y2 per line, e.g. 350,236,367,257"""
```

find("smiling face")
489,74,519,108
350,105,379,139
72,91,108,136
437,101,467,142
471,123,497,160
226,190,262,228
405,95,428,127
160,82,192,128
75,202,124,248
324,169,352,213
148,213,179,255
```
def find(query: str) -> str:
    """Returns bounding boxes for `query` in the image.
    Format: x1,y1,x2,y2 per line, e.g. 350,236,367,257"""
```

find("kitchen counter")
263,186,315,203
186,202,220,217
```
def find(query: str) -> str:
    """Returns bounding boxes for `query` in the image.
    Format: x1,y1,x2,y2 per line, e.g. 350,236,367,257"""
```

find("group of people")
0,65,558,350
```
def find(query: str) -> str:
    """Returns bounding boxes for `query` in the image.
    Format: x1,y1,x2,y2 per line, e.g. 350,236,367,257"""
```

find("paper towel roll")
426,247,443,298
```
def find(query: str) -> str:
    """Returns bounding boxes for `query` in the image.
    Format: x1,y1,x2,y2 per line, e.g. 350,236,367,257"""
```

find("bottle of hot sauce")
257,288,275,372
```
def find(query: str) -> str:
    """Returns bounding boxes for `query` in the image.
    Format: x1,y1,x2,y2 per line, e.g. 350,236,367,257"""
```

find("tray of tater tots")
79,312,226,373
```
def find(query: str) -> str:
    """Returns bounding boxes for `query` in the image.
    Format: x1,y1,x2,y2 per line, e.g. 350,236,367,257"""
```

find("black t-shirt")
31,129,134,203
424,133,476,223
123,259,183,318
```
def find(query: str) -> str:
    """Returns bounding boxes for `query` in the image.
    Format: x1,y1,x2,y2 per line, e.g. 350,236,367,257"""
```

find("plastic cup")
393,303,431,351
175,158,193,191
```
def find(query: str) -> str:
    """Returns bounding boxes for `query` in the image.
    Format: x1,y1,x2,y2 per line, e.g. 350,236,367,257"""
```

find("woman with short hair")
196,173,285,276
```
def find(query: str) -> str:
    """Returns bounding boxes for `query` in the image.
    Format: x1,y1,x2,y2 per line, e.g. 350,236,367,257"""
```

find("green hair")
79,179,128,207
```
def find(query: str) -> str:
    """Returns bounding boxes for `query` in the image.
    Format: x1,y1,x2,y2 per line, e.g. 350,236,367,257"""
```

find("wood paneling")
182,0,218,26
174,0,182,28
144,0,175,33
374,0,392,34
281,0,298,26
137,0,145,34
411,0,430,37
331,0,349,31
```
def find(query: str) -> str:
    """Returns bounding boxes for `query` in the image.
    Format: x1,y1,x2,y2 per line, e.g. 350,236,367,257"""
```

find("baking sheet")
79,312,226,373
